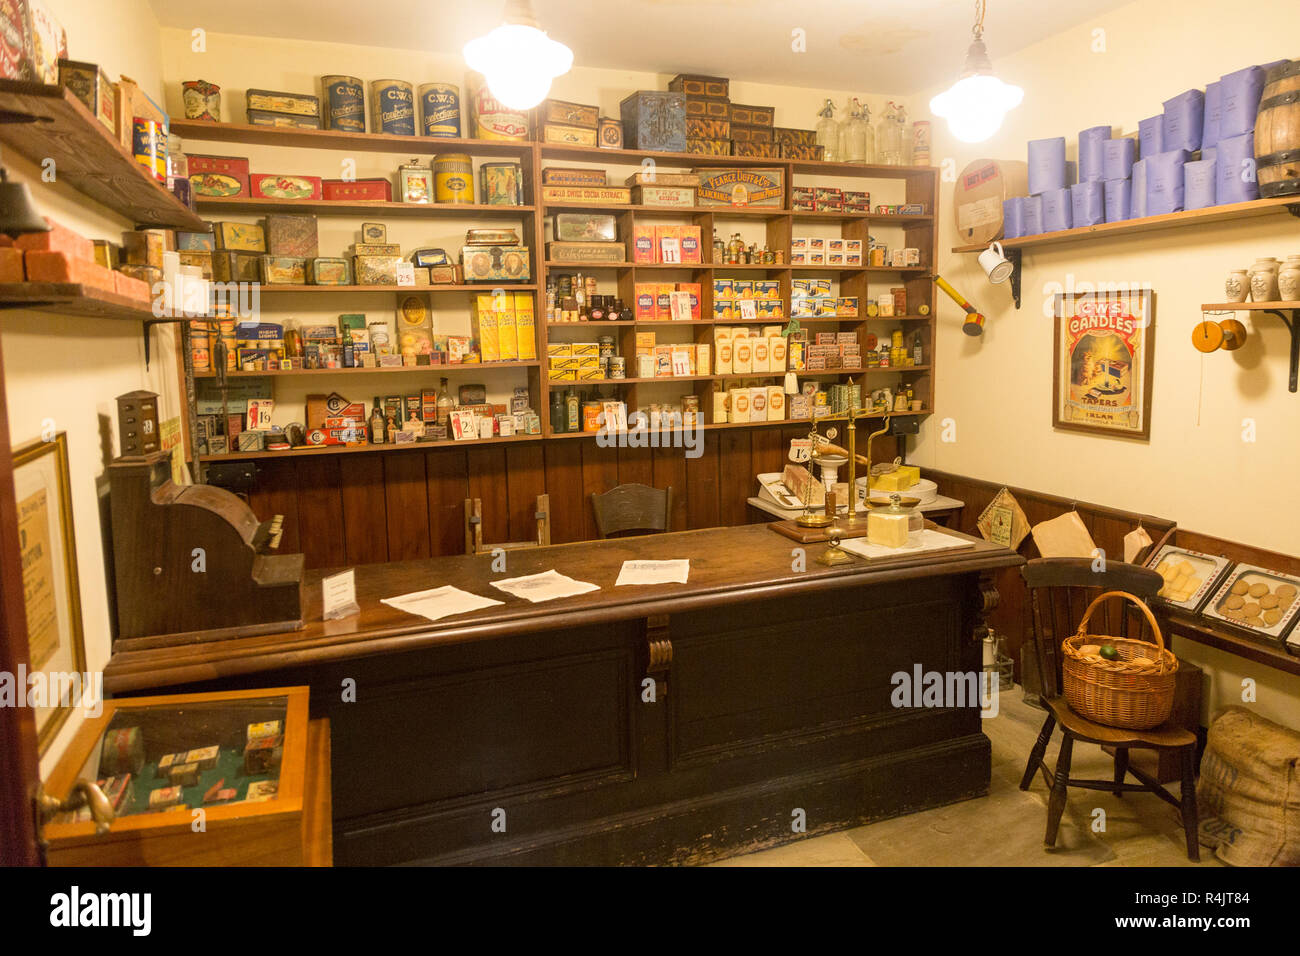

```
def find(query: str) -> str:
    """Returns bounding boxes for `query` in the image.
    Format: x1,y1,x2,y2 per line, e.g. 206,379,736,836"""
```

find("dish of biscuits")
1202,562,1300,641
1146,546,1231,612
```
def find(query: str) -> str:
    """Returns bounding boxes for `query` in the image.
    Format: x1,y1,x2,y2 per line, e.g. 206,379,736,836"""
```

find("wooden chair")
464,494,551,555
1019,557,1200,861
590,484,673,538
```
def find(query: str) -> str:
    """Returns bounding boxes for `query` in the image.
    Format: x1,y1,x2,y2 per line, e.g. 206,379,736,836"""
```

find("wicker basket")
1061,590,1178,730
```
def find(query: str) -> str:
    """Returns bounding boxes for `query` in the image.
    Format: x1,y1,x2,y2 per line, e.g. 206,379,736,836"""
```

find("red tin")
322,178,393,202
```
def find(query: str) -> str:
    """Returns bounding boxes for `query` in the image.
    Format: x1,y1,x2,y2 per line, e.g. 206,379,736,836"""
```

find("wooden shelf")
1166,608,1300,678
170,119,534,157
548,366,927,387
791,211,933,224
787,159,938,180
0,80,204,230
195,197,535,218
252,283,537,293
0,282,155,321
539,143,785,169
543,202,782,217
951,195,1300,254
1201,300,1300,311
195,361,539,378
544,408,927,440
200,432,540,461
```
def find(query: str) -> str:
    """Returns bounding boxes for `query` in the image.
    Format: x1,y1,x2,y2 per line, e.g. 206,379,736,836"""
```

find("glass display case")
42,686,319,866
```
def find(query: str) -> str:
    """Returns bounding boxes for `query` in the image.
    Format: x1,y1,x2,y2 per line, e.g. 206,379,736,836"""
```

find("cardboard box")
953,158,1030,245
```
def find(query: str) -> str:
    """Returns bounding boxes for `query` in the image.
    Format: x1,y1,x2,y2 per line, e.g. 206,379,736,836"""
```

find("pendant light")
463,0,574,111
929,0,1023,144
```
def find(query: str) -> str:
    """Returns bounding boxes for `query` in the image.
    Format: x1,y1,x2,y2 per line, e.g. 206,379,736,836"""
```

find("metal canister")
322,75,366,132
433,153,474,203
598,335,616,357
132,120,165,182
681,394,700,412
370,79,415,135
609,356,626,379
582,401,603,432
418,82,461,137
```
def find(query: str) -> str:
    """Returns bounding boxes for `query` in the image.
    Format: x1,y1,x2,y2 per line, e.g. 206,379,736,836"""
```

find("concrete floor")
715,687,1225,867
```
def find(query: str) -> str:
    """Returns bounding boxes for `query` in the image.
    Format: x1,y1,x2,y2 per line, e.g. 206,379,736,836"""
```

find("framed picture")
11,432,86,751
1053,289,1155,440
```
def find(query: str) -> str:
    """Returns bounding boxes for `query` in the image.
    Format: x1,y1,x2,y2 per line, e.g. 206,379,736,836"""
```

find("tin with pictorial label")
434,153,474,203
419,82,461,137
133,119,166,182
321,75,366,132
370,79,416,136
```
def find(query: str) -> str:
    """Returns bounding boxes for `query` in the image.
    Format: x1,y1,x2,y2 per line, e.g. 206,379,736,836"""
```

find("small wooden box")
43,687,322,866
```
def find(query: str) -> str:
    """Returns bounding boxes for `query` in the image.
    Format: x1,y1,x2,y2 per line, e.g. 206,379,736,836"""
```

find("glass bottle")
895,103,911,164
840,98,871,163
859,100,876,164
550,389,565,433
341,326,355,367
566,389,580,432
370,397,386,444
712,229,725,264
728,233,744,264
437,377,453,426
283,322,302,359
815,98,838,162
912,330,924,364
878,101,902,165
574,273,587,310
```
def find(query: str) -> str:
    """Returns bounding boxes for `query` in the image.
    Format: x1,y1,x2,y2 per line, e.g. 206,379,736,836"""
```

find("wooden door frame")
0,329,42,865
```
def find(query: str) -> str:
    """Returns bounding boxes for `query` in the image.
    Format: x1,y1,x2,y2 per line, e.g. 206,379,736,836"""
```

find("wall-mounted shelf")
0,80,205,230
195,361,540,378
170,119,535,157
250,283,538,294
195,197,535,218
1201,301,1300,392
0,282,154,321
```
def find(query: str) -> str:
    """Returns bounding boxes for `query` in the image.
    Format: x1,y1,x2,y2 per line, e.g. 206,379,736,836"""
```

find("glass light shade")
930,73,1023,143
463,23,573,110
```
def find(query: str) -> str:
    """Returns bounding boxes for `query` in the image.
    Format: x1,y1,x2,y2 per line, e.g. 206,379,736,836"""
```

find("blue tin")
619,91,686,152
371,79,416,136
419,82,460,137
322,75,365,133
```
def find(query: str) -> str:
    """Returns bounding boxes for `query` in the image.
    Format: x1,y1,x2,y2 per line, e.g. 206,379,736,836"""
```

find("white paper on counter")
381,585,504,622
490,569,600,603
838,529,976,561
615,559,691,586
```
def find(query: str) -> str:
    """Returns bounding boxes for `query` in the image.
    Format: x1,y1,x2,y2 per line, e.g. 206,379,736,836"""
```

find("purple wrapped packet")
1041,187,1073,232
1184,159,1216,210
1021,194,1044,237
1139,116,1164,158
1078,126,1111,183
1162,90,1204,153
1146,149,1190,215
1104,179,1132,223
1220,66,1266,140
1131,159,1148,218
1027,137,1067,194
1215,131,1257,204
1202,80,1222,151
1103,137,1136,181
1002,196,1025,239
1070,181,1104,227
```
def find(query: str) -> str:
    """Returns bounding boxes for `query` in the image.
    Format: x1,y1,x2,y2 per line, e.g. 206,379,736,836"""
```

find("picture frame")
11,432,86,752
1052,288,1155,440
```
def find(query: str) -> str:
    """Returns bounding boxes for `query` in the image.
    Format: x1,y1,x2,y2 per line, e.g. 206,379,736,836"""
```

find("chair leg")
1045,732,1074,848
1180,745,1201,863
1113,747,1129,798
1020,711,1056,791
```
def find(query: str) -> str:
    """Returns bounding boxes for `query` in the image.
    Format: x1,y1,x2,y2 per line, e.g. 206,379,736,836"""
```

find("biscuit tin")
461,245,531,282
695,167,784,207
433,153,473,203
323,178,392,201
214,221,265,252
249,173,323,200
468,73,529,140
480,162,523,206
371,79,416,135
398,159,434,204
263,214,318,258
308,257,351,285
246,109,321,129
258,256,306,284
540,123,598,146
620,91,687,152
543,167,607,186
212,252,260,283
246,88,319,116
535,98,598,129
58,59,115,130
668,74,729,99
418,81,460,137
541,185,631,205
321,74,365,132
189,154,250,198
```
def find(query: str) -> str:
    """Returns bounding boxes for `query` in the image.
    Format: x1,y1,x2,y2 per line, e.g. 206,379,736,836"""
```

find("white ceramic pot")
1278,256,1300,302
1224,269,1249,302
1248,257,1280,302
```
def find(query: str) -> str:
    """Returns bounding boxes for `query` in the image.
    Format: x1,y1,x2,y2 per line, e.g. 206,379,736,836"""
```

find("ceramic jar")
1248,257,1280,302
1224,269,1249,302
1278,256,1300,302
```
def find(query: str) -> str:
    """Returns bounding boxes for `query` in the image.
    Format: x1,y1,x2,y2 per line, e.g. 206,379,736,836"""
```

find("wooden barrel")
1255,59,1300,198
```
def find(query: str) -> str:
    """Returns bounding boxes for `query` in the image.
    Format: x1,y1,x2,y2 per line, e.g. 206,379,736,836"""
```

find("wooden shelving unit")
0,80,204,230
195,360,540,378
169,120,941,455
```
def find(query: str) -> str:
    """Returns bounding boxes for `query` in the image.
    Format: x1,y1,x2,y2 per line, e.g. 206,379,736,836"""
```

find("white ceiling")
150,0,1131,94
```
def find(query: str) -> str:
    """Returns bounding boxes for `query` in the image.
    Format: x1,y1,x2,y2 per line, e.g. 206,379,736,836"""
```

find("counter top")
104,523,1022,693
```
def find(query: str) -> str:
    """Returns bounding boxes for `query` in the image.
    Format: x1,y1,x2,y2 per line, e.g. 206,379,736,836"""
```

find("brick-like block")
0,247,24,282
24,251,117,292
113,269,152,303
15,219,95,262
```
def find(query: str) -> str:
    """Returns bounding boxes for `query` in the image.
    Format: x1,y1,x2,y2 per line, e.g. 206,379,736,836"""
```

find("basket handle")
1075,589,1165,656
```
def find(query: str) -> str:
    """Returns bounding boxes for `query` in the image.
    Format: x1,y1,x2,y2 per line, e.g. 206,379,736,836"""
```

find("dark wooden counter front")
105,524,1023,865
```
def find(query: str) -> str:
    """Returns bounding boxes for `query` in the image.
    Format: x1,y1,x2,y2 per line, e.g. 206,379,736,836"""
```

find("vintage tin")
598,116,623,150
249,173,323,200
352,242,402,256
180,78,220,121
362,222,387,243
542,167,607,187
307,257,351,285
410,247,448,266
535,98,598,130
781,143,825,160
468,73,529,140
132,119,165,182
433,153,473,203
696,167,784,207
687,139,730,156
321,74,366,132
246,109,321,129
732,126,774,143
323,178,392,201
418,81,460,137
398,159,434,203
177,250,212,278
774,127,817,147
540,185,631,205
247,88,319,117
212,251,260,283
546,241,625,264
461,245,531,282
465,227,519,245
546,213,616,242
624,170,698,188
620,91,687,152
214,221,265,252
263,214,318,258
686,97,730,120
732,104,774,127
631,184,695,207
370,79,416,135
731,142,781,158
479,162,522,206
687,117,731,140
59,59,115,130
540,123,598,146
668,74,729,99
354,255,402,285
189,154,250,198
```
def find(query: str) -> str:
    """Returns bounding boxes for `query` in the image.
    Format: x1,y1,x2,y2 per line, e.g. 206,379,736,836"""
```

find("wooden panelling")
383,453,431,561
579,442,620,540
339,455,388,565
295,456,346,569
466,445,509,547
543,440,585,544
425,448,469,556
504,442,546,545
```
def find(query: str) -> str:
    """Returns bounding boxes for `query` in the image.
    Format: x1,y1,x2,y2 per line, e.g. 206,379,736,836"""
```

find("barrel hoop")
1259,90,1300,111
1259,179,1300,198
1265,60,1300,82
1256,147,1300,167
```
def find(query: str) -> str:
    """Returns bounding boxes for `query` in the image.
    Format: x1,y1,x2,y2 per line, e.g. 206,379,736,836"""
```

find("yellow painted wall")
914,0,1300,726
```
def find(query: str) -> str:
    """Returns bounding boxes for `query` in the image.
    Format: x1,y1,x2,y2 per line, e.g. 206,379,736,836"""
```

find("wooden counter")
104,524,1022,865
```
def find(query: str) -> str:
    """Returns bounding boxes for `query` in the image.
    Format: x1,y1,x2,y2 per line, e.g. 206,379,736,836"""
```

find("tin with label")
371,79,416,136
434,153,474,203
582,401,603,432
133,119,166,182
609,356,626,378
419,82,460,137
322,75,365,132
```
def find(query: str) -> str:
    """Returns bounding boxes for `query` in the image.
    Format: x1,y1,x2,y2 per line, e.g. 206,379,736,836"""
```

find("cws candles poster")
1053,289,1155,439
